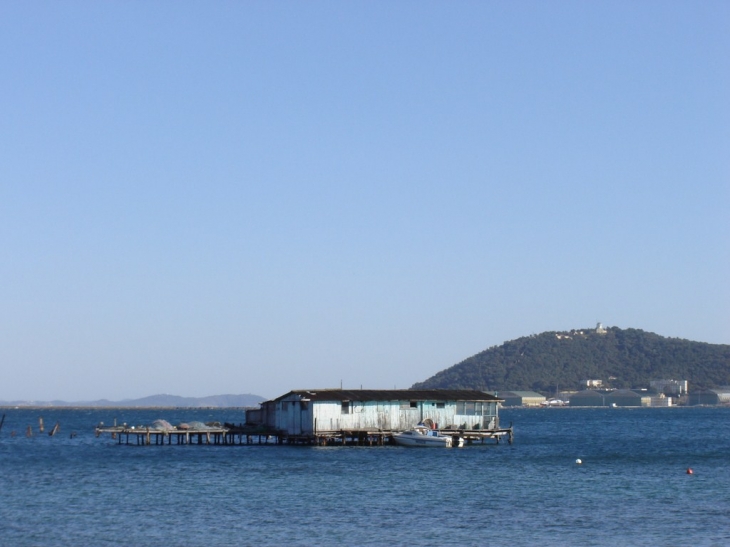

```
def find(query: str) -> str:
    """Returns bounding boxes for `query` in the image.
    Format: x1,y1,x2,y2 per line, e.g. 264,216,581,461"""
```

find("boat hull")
392,428,455,447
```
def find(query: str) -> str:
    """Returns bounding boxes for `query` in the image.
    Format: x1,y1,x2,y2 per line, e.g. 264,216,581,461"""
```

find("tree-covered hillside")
412,327,730,393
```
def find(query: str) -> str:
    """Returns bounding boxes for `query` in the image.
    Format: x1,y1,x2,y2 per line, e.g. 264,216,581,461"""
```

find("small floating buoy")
576,458,582,465
686,468,693,475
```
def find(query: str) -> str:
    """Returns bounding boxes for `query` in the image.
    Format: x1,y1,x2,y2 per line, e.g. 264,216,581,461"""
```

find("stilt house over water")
245,389,503,439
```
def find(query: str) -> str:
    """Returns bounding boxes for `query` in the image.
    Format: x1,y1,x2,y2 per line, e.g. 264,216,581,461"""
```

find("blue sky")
1,2,728,401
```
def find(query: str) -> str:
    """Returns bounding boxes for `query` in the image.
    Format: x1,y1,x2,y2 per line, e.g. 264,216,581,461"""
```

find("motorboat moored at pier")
392,425,463,447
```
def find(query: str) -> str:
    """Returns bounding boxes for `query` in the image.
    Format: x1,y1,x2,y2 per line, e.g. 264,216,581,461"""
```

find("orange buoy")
686,468,693,475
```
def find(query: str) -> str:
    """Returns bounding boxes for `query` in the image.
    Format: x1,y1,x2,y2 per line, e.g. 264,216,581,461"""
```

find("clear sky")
1,2,728,402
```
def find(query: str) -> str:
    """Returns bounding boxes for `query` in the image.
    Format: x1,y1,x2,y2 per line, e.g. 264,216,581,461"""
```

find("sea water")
1,406,728,546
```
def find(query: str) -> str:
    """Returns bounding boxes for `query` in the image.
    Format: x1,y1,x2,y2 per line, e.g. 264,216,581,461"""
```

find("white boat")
540,399,568,407
392,425,462,447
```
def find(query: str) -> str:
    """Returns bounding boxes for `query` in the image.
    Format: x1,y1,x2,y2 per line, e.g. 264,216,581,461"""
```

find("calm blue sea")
1,406,728,547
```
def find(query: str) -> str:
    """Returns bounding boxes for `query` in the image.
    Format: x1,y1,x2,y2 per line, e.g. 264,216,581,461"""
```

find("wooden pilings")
97,426,262,446
94,424,514,447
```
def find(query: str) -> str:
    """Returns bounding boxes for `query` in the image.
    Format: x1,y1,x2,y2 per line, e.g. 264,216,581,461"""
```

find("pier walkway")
95,423,514,447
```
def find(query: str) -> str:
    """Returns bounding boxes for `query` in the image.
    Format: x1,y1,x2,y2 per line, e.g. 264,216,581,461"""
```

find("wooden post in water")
49,422,60,436
0,413,5,432
39,416,44,433
26,425,32,437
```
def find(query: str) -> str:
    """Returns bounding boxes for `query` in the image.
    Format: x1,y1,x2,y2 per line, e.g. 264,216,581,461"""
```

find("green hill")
412,326,730,394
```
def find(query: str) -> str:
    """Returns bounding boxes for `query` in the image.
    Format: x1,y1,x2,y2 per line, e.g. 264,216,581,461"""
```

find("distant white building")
491,391,546,407
647,394,673,407
650,379,688,396
586,379,603,388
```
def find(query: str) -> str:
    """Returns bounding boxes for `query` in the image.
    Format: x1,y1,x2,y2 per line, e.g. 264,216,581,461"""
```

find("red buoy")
686,468,693,475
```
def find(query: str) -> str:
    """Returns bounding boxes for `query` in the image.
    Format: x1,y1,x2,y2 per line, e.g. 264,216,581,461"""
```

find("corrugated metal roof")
570,390,605,398
498,391,545,398
607,390,643,399
274,389,502,402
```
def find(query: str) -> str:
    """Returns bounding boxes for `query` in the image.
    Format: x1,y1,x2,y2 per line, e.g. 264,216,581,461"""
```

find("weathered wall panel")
276,398,499,434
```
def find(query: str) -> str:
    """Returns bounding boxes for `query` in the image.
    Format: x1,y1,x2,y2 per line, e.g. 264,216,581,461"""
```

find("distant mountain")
0,393,266,408
412,326,730,393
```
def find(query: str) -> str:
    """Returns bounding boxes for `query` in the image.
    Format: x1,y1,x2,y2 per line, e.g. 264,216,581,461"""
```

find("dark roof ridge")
274,389,501,402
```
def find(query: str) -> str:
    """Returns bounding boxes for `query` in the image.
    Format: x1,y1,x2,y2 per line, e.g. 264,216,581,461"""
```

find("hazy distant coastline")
0,393,266,409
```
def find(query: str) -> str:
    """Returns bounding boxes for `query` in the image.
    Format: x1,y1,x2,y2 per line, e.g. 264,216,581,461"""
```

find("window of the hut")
410,401,418,408
341,401,350,414
457,402,477,415
436,402,445,409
